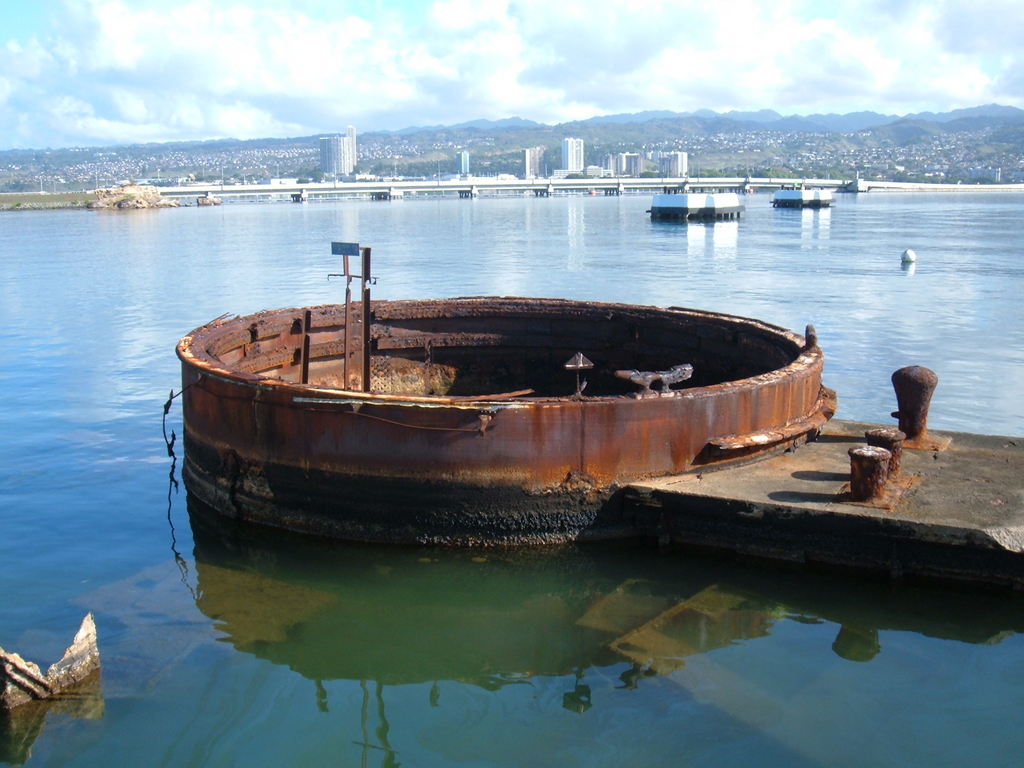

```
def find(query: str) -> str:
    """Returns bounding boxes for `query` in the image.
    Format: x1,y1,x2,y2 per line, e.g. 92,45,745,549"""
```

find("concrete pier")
625,420,1024,588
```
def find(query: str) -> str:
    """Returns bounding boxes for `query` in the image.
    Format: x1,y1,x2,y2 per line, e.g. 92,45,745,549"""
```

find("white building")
524,146,545,178
562,138,584,173
458,150,470,175
320,133,355,176
319,136,343,175
346,126,357,174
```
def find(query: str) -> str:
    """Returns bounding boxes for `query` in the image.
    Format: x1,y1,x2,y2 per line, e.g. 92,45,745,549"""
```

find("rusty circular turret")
177,297,834,545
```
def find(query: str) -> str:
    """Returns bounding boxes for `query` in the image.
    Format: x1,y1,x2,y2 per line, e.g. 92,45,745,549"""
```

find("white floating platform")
649,193,744,221
772,189,834,208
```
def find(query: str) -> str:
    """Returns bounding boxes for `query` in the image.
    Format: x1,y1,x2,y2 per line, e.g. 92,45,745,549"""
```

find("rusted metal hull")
178,298,833,545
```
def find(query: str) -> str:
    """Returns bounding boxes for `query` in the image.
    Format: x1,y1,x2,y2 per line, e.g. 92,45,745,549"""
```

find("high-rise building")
658,151,688,177
458,150,470,175
319,136,342,175
345,125,357,174
562,138,584,173
524,146,544,178
970,166,1001,182
619,153,641,176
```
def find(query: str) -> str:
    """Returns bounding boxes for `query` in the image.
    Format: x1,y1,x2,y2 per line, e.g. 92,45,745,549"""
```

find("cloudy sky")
2,0,1023,149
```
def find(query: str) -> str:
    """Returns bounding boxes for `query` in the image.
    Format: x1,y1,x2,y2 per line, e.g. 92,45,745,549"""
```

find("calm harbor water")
2,191,1024,766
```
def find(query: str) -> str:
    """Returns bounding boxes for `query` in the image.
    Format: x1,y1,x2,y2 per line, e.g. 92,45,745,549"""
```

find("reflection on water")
678,221,739,262
832,625,880,662
799,207,831,246
567,203,585,271
181,496,1024,765
7,484,1024,766
0,674,103,766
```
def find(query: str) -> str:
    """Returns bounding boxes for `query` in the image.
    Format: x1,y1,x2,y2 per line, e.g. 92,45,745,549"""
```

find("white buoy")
901,249,917,263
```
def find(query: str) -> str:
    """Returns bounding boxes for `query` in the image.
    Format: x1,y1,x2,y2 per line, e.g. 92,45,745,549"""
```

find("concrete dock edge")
624,420,1024,588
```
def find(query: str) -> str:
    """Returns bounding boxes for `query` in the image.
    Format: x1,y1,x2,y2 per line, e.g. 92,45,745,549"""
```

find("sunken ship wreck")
177,295,834,545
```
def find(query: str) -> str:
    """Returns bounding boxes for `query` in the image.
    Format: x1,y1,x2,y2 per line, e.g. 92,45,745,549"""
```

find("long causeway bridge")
161,176,1024,203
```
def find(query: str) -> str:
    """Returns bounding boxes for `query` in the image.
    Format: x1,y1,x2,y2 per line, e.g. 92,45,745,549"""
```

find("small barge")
178,297,834,545
772,189,834,208
649,193,744,221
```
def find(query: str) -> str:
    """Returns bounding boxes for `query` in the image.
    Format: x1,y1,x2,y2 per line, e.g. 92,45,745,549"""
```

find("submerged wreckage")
1,615,101,764
178,248,834,545
1,614,100,711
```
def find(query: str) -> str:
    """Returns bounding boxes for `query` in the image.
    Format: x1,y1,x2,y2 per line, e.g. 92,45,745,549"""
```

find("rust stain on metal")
177,297,835,545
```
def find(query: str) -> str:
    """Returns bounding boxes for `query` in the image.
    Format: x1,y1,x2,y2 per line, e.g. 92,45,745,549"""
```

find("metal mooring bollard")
865,428,906,478
849,446,892,501
891,366,938,442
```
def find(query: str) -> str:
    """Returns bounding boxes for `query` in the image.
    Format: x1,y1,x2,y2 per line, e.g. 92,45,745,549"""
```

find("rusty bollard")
865,428,906,478
848,446,891,501
891,366,938,443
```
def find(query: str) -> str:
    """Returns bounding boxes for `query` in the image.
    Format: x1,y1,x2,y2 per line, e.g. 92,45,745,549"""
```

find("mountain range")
378,104,1024,136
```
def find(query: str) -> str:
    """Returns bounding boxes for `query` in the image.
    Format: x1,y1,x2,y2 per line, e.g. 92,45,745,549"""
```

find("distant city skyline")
2,1,1024,149
4,112,1020,190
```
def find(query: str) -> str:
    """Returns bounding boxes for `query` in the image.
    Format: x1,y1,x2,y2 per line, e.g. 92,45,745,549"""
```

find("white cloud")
3,36,57,79
1,0,1023,148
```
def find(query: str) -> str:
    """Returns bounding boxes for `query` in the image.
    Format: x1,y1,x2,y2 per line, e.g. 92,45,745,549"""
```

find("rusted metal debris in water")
177,286,833,545
1,614,100,711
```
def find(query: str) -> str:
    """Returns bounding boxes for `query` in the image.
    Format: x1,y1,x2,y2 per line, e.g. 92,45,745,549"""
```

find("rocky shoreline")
88,184,180,210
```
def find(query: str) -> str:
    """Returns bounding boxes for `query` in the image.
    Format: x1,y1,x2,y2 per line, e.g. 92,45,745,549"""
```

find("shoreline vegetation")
0,192,96,211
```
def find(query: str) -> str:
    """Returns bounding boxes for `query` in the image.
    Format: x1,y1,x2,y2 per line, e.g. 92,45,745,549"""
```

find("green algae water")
3,192,1024,766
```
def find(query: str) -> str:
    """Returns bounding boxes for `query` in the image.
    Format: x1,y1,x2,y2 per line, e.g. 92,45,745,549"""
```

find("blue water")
2,192,1024,766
